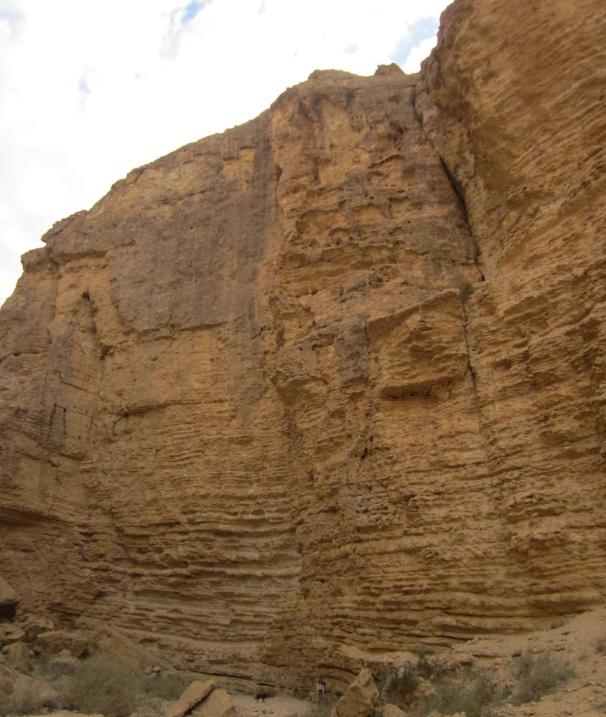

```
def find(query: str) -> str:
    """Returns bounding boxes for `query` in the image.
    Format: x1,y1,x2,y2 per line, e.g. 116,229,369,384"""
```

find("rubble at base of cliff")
2,604,606,717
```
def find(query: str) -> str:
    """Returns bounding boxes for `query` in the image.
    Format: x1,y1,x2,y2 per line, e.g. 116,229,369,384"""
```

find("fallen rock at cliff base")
0,654,19,693
331,669,379,717
36,630,90,657
381,704,406,717
165,679,218,717
0,623,25,647
3,640,31,672
21,617,54,643
191,688,236,717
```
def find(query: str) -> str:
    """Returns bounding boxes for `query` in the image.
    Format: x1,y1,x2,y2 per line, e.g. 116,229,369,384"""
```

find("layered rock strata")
0,0,605,689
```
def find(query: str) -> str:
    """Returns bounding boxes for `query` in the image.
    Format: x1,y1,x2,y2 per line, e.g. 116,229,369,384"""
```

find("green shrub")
66,653,145,717
382,662,419,704
509,651,574,705
376,654,451,707
409,668,501,717
0,677,60,715
378,647,575,717
415,652,449,682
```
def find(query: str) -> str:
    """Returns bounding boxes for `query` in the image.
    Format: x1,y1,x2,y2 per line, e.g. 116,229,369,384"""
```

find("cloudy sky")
0,0,449,305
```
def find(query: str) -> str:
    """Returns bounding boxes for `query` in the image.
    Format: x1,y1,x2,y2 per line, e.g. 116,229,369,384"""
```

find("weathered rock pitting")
0,0,604,690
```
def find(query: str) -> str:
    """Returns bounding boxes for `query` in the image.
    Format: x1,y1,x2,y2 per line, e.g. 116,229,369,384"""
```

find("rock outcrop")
331,669,378,717
191,688,237,717
165,680,217,717
0,0,604,691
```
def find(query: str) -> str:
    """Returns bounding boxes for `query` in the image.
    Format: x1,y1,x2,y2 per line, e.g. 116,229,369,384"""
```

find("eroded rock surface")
165,680,217,717
331,668,378,717
0,0,604,691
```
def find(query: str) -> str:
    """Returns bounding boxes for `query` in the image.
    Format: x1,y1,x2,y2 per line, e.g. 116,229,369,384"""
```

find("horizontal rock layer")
0,0,605,690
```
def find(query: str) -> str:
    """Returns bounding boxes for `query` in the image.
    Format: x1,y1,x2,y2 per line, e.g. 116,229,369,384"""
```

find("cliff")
0,0,604,689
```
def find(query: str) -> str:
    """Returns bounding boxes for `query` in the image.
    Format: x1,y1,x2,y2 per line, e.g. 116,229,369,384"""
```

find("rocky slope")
0,0,604,691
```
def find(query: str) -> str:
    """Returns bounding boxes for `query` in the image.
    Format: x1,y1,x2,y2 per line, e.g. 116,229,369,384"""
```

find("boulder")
191,688,236,717
3,640,31,672
22,616,54,642
0,577,18,619
331,669,379,717
0,622,25,647
0,654,19,693
165,678,217,717
144,663,162,675
382,705,406,717
36,629,89,657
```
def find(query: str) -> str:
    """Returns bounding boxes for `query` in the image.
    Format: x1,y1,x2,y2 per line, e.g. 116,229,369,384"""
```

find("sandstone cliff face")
0,0,605,689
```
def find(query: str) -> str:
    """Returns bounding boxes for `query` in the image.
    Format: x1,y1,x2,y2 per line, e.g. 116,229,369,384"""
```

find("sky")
0,0,449,305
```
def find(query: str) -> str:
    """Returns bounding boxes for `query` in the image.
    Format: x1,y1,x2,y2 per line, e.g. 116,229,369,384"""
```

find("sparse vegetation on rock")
380,663,419,705
508,650,575,706
376,649,575,717
66,653,145,717
410,668,500,717
0,674,60,716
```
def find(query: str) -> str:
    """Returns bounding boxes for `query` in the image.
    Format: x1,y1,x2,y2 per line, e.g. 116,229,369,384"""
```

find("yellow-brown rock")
191,688,236,717
381,705,406,717
3,640,31,673
165,680,217,717
331,669,378,717
0,0,605,692
414,0,606,630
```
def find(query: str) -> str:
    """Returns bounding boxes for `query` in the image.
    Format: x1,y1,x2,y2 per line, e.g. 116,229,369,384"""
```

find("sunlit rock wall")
0,0,604,689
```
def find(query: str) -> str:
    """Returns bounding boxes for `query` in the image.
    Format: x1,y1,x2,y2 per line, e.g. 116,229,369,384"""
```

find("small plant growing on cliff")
596,637,606,655
376,654,454,709
508,650,574,705
414,651,449,682
458,279,474,304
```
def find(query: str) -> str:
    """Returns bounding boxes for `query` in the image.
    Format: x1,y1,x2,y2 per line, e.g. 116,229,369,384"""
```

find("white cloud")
402,35,439,74
0,0,450,304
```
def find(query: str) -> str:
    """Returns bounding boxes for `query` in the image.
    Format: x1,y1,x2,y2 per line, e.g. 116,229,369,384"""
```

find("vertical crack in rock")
460,296,482,424
411,81,485,424
411,83,485,282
